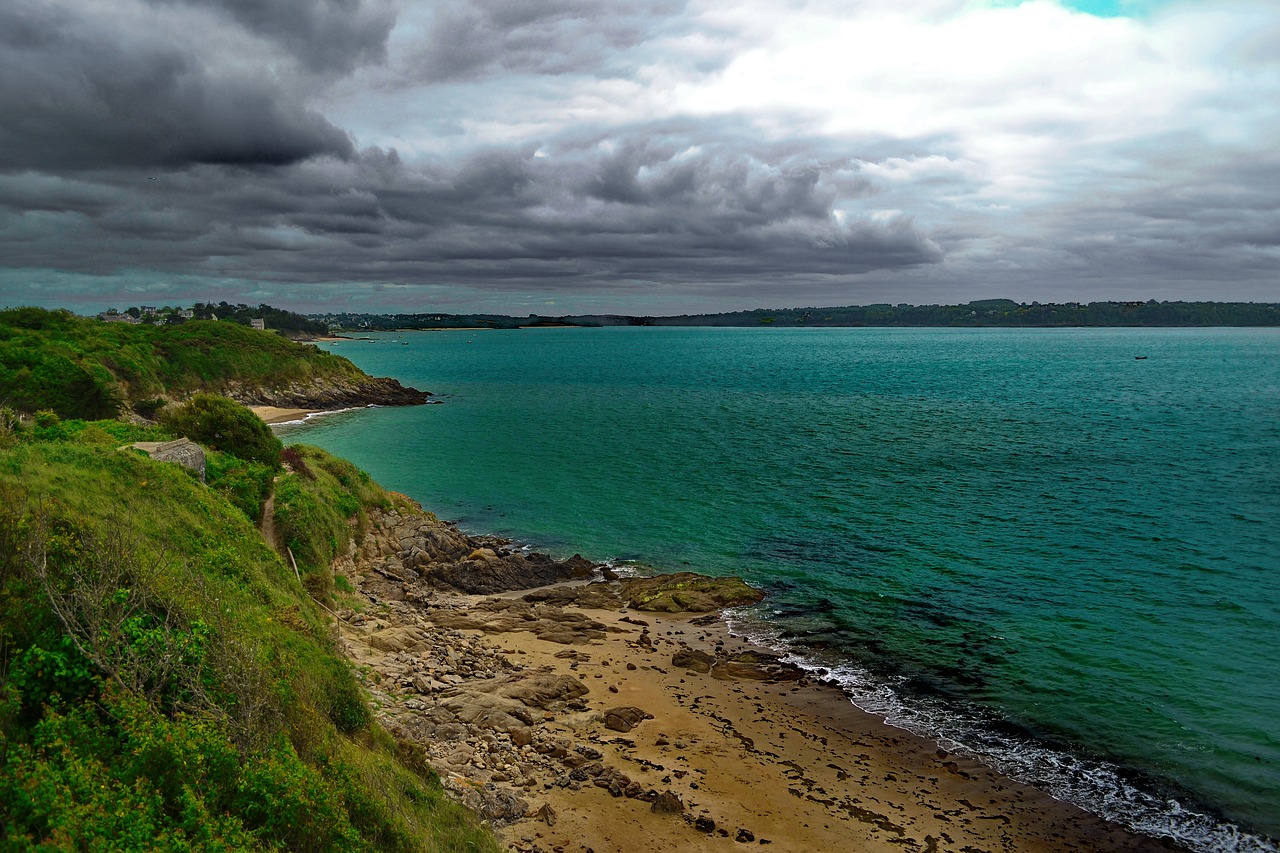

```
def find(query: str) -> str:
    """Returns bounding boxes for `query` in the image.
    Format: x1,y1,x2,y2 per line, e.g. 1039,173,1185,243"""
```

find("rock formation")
225,374,432,410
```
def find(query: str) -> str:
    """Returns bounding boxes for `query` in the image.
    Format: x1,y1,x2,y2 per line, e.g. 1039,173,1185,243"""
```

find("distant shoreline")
312,300,1280,333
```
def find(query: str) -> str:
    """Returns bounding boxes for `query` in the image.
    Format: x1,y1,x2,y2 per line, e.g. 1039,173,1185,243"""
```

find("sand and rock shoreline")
319,498,1181,853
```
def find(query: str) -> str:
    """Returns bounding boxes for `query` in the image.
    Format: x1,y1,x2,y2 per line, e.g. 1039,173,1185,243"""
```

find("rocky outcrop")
522,572,765,613
346,507,599,601
429,551,597,595
619,572,765,612
430,599,611,645
321,498,788,841
225,374,431,409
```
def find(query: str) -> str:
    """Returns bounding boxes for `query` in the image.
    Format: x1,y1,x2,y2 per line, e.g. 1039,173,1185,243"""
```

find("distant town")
95,302,327,336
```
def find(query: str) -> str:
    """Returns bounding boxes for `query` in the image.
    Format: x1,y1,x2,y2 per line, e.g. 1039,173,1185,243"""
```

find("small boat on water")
1135,356,1148,360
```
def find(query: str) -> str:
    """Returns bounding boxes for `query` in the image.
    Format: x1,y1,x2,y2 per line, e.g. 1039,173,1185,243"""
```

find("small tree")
158,394,282,470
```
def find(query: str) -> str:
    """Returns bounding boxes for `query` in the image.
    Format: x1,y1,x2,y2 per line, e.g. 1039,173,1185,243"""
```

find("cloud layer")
1,0,1278,313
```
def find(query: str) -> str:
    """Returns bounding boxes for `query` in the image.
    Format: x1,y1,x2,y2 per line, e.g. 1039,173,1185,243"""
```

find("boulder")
429,599,609,644
591,767,633,797
438,693,535,731
427,552,598,594
651,791,685,814
366,626,431,653
442,777,527,825
711,651,804,682
671,648,716,674
523,582,624,610
499,675,589,709
603,706,652,733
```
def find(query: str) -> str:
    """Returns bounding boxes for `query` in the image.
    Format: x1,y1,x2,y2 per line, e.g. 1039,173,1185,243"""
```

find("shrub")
206,451,275,523
132,397,167,419
158,394,281,470
282,445,315,480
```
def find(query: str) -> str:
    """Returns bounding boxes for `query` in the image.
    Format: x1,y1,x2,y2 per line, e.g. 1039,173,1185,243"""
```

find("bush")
158,394,282,470
206,451,275,523
132,398,167,419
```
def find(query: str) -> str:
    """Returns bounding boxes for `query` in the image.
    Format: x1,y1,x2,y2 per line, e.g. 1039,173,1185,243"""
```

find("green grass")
0,426,500,852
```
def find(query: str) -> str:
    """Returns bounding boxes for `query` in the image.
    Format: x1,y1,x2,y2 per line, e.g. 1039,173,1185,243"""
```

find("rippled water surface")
282,327,1280,849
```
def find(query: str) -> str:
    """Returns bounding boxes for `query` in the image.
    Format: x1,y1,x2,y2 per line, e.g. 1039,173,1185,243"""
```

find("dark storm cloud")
408,0,702,83
149,0,396,74
0,0,354,171
1038,138,1280,282
0,127,943,292
4,0,1276,312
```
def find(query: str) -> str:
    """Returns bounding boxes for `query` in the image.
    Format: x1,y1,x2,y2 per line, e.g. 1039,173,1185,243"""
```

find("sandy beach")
329,504,1180,853
251,405,322,424
485,606,1170,853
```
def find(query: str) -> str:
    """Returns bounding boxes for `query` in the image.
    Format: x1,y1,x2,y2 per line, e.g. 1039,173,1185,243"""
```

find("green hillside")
0,308,368,420
0,412,499,851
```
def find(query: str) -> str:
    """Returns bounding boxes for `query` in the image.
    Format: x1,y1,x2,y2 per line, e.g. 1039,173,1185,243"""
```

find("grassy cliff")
0,307,394,420
0,412,499,852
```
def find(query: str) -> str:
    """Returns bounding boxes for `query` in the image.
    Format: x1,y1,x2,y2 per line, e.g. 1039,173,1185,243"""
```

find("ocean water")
280,327,1280,851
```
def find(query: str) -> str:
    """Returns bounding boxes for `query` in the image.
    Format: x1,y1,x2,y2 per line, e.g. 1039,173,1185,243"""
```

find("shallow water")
282,326,1280,850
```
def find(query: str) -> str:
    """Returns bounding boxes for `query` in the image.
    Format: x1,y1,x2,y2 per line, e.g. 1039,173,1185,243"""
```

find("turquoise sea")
280,327,1279,851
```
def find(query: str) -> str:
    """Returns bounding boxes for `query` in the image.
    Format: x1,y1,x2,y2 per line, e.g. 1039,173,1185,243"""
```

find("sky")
1,0,1277,316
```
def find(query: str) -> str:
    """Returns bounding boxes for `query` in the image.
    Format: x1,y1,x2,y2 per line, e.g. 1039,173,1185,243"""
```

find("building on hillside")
128,438,206,482
249,318,266,330
98,312,141,323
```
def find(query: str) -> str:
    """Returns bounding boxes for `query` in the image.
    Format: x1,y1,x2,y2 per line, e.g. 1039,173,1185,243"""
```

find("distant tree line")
647,299,1280,327
315,300,1280,330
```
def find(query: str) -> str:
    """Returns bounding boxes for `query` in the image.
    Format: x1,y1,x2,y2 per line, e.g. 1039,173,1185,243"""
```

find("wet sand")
483,605,1176,853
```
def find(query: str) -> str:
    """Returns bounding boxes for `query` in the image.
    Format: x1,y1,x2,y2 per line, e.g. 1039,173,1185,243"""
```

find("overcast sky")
1,0,1277,315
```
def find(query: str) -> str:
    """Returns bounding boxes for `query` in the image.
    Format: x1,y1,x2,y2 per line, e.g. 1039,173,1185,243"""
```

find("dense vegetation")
158,394,284,471
108,303,327,337
189,303,329,337
319,300,1280,330
0,308,368,420
0,411,499,852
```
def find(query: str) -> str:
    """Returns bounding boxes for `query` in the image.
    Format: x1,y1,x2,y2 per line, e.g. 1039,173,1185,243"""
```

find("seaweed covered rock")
620,572,764,613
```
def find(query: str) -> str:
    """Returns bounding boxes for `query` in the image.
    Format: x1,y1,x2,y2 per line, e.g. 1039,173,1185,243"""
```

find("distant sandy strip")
251,406,322,425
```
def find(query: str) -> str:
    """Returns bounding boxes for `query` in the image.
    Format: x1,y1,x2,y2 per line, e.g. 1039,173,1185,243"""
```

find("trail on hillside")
259,490,276,550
